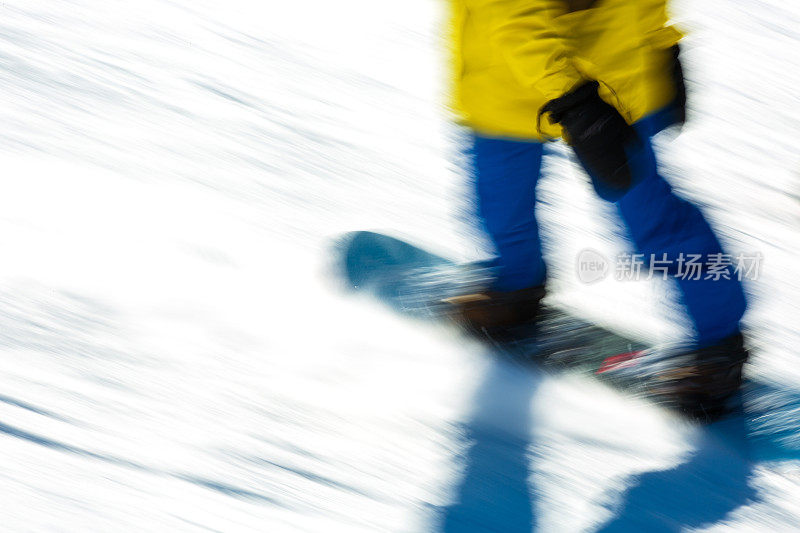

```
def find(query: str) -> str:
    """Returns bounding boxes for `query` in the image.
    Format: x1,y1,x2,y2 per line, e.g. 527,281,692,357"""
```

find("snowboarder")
447,0,748,411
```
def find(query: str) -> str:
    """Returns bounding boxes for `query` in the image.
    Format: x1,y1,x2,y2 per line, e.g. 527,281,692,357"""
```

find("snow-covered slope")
0,0,798,530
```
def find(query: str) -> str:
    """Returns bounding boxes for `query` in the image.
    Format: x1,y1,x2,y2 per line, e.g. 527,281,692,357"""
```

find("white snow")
0,0,799,531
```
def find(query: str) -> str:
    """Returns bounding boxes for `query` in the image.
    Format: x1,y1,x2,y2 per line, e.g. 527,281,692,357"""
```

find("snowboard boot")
442,285,546,340
598,332,748,420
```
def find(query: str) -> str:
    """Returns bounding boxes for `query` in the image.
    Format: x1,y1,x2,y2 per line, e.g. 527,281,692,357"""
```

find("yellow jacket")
449,0,683,140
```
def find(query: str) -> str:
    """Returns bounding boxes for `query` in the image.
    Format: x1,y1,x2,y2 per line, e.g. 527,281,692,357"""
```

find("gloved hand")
540,80,639,190
669,44,687,126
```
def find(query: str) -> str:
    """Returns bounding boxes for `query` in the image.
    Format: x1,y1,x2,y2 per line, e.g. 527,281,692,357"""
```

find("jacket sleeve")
467,0,583,101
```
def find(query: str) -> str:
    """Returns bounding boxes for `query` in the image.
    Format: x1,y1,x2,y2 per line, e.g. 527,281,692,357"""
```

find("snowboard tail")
333,231,648,374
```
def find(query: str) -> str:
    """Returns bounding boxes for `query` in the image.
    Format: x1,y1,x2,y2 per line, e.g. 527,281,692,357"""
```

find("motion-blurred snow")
0,0,799,531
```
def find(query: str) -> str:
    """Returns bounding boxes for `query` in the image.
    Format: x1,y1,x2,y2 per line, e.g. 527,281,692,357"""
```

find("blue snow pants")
468,112,746,346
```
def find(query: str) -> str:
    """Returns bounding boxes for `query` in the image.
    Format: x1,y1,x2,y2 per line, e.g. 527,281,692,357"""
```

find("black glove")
540,80,639,190
669,44,687,126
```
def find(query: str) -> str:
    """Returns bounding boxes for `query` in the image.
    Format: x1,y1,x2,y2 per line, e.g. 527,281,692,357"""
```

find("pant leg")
469,134,546,292
586,118,746,346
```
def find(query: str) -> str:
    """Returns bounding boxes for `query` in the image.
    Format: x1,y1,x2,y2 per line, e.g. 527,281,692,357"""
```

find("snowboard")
331,230,650,379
